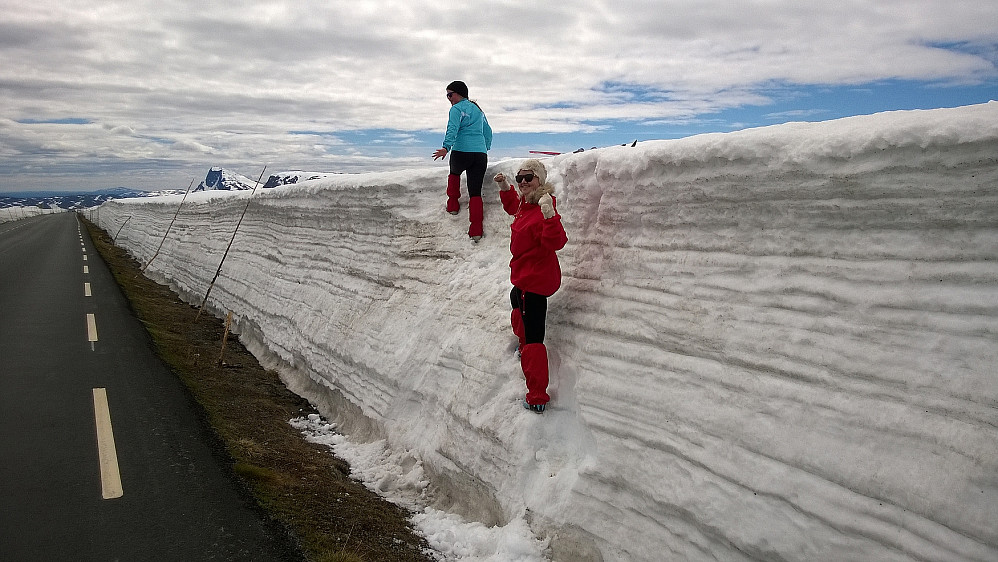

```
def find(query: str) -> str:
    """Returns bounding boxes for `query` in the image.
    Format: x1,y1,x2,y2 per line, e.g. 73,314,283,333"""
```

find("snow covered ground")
1,206,63,223
95,102,998,561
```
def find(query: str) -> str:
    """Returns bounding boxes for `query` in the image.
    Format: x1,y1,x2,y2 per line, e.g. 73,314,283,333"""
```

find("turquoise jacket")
442,99,493,153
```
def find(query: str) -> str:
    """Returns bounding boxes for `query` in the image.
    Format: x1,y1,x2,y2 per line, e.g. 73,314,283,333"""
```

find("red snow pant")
447,150,487,238
510,287,550,405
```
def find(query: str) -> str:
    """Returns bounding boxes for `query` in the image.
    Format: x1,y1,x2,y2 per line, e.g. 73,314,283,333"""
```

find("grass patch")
233,462,283,485
83,217,434,562
315,554,367,562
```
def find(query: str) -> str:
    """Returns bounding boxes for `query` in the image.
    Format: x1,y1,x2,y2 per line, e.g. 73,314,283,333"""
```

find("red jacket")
500,188,568,296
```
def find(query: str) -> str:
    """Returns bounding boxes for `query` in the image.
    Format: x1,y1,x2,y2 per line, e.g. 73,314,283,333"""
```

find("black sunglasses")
446,91,456,98
515,173,535,183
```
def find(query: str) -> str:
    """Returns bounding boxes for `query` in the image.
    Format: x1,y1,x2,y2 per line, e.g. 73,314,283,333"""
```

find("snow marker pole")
141,177,195,273
196,166,267,321
113,216,132,243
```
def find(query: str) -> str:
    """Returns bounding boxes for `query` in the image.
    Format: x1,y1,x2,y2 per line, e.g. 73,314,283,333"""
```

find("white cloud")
1,0,995,189
763,109,830,121
172,139,214,153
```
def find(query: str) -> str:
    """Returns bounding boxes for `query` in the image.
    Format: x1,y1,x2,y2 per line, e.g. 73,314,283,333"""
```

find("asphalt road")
0,212,299,561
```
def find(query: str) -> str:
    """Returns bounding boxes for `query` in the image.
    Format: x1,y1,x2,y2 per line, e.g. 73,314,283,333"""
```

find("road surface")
0,212,298,561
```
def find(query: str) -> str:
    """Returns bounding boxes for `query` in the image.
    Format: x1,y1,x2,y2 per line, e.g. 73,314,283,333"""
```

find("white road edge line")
92,388,123,500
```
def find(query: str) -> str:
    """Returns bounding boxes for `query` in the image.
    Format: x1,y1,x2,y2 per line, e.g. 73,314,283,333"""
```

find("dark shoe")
523,400,545,414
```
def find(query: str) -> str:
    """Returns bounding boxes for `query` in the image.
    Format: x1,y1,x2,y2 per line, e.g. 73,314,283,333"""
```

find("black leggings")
449,150,488,198
511,287,547,344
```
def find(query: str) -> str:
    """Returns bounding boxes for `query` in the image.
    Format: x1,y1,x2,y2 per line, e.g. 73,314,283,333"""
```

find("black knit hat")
446,80,469,99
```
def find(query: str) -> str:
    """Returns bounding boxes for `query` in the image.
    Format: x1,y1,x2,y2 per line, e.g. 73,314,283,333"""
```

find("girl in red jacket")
493,159,568,413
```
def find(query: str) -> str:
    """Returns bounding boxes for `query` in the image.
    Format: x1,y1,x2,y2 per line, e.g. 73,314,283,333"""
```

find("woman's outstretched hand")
538,193,555,218
433,148,448,160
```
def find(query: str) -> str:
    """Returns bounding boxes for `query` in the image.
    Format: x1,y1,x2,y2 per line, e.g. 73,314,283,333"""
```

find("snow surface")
95,102,998,562
1,206,64,223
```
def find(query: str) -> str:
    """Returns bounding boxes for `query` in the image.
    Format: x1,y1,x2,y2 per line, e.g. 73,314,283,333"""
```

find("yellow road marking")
92,389,123,500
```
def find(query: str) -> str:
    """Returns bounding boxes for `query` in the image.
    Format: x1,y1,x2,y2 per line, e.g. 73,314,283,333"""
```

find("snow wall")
2,206,64,223
97,102,998,562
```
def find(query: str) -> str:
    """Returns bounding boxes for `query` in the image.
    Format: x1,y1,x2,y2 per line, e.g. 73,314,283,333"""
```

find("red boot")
446,174,461,214
468,196,483,239
520,343,550,406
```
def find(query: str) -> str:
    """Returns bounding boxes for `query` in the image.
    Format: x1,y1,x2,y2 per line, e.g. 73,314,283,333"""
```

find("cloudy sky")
2,0,996,192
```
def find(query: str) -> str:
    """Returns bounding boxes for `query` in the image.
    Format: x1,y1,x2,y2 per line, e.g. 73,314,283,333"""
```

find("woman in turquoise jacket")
433,80,493,241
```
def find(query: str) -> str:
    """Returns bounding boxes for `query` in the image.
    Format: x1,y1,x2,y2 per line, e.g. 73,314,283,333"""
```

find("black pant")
510,287,547,344
449,150,488,198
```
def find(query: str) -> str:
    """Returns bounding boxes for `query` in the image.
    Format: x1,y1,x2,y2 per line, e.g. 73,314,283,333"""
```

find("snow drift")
2,206,64,223
96,102,998,561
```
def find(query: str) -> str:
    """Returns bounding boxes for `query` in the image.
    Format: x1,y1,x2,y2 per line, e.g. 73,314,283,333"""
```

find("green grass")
83,217,433,562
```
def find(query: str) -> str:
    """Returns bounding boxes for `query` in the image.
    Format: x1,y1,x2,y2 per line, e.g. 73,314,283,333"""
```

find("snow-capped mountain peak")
194,167,258,191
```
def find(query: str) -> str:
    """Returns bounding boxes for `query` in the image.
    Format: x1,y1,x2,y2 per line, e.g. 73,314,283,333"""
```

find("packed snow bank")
97,102,998,561
1,206,64,223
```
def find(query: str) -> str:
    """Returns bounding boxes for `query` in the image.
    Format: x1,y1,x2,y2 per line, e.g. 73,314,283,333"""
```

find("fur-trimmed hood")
522,183,554,205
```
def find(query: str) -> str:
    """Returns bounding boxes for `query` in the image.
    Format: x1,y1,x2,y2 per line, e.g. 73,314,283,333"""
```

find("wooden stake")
218,310,233,366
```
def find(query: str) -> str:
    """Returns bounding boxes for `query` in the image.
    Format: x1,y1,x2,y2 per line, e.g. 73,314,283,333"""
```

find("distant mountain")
264,171,335,188
193,167,336,191
194,167,257,191
1,187,149,199
0,187,168,210
1,166,340,210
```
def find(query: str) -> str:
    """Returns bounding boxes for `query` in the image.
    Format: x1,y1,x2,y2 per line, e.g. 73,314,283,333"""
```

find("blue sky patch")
17,117,92,125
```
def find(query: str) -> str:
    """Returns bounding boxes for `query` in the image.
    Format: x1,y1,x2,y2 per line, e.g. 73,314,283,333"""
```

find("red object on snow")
446,173,461,213
520,343,550,405
500,190,568,297
468,196,483,238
